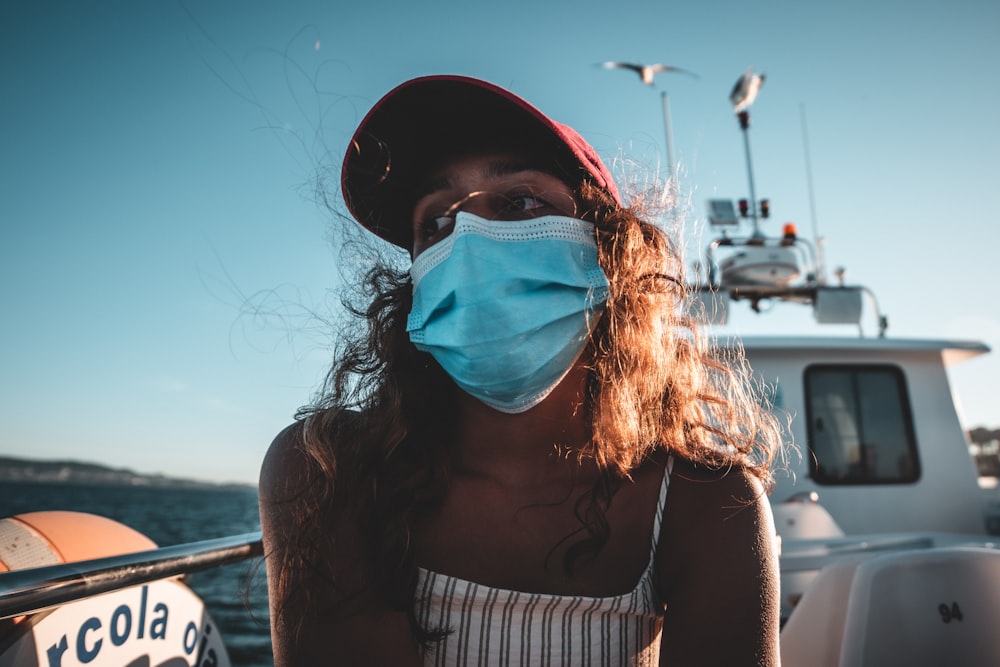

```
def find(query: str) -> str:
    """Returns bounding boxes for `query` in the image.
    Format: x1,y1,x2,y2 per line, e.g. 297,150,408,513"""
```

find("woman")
260,75,783,666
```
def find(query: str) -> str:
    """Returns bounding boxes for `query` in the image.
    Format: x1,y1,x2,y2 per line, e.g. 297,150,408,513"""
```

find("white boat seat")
780,556,866,667
772,500,845,540
781,547,1000,667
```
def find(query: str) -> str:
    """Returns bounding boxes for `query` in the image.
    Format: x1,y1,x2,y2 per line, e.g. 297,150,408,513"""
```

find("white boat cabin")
745,335,989,537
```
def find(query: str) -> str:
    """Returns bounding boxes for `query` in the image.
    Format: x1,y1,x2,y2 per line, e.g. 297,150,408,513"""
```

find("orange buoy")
0,511,231,667
0,511,157,573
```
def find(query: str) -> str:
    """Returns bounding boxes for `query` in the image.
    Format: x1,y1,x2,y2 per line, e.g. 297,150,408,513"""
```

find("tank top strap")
647,455,674,566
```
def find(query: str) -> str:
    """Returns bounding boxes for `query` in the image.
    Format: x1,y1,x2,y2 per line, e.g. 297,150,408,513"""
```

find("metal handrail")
0,531,263,620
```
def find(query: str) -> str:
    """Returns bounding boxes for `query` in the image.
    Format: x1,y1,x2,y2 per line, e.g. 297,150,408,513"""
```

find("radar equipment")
692,69,888,337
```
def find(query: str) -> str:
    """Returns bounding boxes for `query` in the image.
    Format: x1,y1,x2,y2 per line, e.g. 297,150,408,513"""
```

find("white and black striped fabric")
415,459,673,666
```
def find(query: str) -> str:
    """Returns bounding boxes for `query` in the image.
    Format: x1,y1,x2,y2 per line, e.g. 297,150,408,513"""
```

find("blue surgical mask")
407,212,610,413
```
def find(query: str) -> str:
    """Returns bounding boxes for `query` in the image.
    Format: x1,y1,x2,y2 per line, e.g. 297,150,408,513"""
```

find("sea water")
0,482,272,667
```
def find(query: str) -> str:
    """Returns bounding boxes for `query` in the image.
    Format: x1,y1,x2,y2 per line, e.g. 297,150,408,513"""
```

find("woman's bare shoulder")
657,457,779,665
258,421,330,562
259,420,423,666
661,457,772,552
668,457,767,500
259,421,314,503
259,413,358,503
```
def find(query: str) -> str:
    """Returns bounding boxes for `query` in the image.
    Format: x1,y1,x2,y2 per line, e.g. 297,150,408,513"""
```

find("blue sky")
2,0,998,485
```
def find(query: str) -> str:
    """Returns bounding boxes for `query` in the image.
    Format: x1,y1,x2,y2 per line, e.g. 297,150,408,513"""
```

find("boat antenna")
799,103,828,285
730,67,765,238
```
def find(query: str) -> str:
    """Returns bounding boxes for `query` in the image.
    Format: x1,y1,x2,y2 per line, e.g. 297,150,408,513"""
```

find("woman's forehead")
418,152,573,196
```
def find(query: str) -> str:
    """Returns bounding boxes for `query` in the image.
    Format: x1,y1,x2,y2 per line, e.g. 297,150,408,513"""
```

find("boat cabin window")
804,364,920,485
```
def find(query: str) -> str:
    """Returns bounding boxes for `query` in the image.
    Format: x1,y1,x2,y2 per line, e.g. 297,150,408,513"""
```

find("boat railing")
0,531,263,620
690,228,889,336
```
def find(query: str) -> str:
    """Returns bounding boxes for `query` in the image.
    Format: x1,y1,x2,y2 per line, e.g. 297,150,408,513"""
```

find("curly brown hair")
271,182,782,643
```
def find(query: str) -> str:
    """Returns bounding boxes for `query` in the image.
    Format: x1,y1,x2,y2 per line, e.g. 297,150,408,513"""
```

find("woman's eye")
507,194,549,214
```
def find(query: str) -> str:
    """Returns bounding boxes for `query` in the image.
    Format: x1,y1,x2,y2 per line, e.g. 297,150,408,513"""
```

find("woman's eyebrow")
483,159,543,179
415,160,549,199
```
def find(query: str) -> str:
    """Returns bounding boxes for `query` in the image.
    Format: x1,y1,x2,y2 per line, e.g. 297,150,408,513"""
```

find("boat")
682,79,1000,663
694,191,1000,664
3,90,998,667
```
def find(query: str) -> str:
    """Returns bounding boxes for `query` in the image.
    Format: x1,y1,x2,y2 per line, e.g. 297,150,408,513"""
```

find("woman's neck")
450,364,596,490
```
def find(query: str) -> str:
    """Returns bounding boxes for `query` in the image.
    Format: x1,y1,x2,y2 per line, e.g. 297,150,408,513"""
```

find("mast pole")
661,91,677,186
738,110,760,236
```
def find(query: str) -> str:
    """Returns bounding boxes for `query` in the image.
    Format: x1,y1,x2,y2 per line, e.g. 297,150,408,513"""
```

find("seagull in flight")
601,61,699,86
730,67,765,113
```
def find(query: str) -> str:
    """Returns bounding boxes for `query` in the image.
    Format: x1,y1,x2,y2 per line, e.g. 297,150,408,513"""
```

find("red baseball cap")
342,75,621,249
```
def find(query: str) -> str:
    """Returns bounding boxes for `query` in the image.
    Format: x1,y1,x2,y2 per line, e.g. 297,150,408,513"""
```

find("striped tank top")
414,458,673,666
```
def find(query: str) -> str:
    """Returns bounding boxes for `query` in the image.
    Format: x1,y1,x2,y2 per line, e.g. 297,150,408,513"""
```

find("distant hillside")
0,456,253,490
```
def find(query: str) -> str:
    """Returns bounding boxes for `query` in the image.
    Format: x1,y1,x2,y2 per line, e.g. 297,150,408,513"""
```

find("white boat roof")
717,335,990,367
